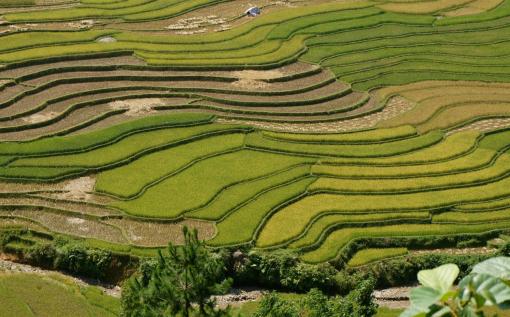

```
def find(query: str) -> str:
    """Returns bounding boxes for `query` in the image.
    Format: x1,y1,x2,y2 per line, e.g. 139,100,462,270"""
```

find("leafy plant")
402,257,510,317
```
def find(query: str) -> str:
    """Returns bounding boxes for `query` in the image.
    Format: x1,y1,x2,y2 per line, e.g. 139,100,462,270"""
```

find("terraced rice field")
1,0,510,264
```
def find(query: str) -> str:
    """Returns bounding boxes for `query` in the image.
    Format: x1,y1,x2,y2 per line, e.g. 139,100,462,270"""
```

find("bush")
254,292,301,317
26,243,57,268
232,250,337,293
0,230,135,282
254,279,378,317
357,253,491,288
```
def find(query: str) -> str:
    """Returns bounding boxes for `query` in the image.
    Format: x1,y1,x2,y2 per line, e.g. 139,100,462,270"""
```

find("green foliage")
402,257,510,317
253,279,377,317
0,230,137,282
254,292,300,317
233,250,338,293
54,243,113,279
121,227,232,317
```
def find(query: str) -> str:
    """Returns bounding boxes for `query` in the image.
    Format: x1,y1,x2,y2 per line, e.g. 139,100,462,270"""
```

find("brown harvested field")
214,94,414,132
1,205,216,246
0,57,379,140
0,196,117,217
0,104,117,141
447,117,510,135
199,91,365,113
36,191,116,205
0,85,192,121
215,95,411,132
417,102,510,133
0,55,147,79
377,81,510,130
5,208,129,244
198,81,348,103
380,95,510,128
18,62,318,87
0,63,328,120
106,218,215,247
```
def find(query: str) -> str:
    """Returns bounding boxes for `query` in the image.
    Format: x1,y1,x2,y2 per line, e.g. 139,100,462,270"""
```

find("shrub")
254,279,378,317
254,292,301,317
233,250,337,293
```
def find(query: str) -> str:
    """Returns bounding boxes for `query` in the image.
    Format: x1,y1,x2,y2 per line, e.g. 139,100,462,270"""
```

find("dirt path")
374,286,412,309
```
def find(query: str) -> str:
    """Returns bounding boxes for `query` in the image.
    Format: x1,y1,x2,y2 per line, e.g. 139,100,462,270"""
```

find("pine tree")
122,227,232,317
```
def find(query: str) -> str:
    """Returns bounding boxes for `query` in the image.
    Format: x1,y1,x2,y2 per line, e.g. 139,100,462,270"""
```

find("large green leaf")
472,257,510,280
459,273,510,306
418,264,460,294
400,305,427,317
410,287,443,310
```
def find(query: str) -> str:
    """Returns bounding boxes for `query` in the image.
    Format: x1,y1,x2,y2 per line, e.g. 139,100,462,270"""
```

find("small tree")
402,257,510,317
122,227,232,317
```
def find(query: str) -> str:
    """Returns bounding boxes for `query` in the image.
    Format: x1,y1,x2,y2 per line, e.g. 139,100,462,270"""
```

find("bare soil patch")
109,98,164,116
214,287,265,309
0,103,114,141
58,176,95,201
21,111,58,124
233,69,283,81
373,286,413,309
67,19,94,30
167,15,227,34
231,79,270,89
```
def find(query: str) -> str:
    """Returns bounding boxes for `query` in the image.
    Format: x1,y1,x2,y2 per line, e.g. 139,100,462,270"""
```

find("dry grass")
0,196,117,217
6,208,128,244
106,218,215,247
